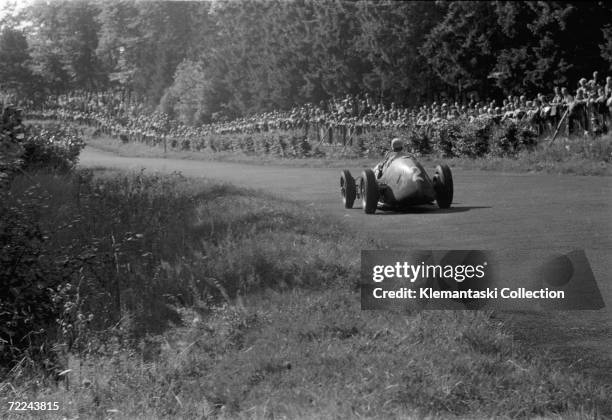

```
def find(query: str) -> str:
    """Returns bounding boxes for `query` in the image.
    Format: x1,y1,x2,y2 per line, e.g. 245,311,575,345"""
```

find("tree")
95,0,141,86
492,1,611,95
3,0,610,116
0,27,36,96
421,1,501,100
160,59,231,125
422,1,612,99
354,1,446,105
97,1,209,107
26,0,106,91
602,24,612,69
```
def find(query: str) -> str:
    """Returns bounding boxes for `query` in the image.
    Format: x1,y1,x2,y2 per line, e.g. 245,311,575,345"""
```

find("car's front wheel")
361,169,379,214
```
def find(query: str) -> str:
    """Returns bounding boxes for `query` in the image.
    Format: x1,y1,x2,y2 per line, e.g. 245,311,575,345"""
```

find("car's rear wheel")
433,164,453,209
340,170,356,208
360,169,379,214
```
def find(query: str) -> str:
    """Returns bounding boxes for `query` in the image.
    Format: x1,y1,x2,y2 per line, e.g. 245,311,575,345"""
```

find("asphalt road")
80,147,612,381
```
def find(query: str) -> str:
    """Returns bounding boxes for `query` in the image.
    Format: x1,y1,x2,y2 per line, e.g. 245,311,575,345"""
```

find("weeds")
3,288,608,419
1,168,609,419
0,169,357,374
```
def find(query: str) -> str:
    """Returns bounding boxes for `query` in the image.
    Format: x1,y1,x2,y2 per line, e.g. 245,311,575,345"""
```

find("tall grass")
1,169,358,370
1,169,610,419
4,289,609,419
469,134,612,175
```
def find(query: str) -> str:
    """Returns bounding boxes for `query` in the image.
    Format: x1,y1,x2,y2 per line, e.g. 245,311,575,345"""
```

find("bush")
0,183,75,371
0,111,88,372
430,120,460,157
353,130,400,158
455,118,490,157
489,120,538,157
0,167,357,377
517,124,538,150
1,106,27,187
20,124,85,172
0,170,199,373
406,126,432,156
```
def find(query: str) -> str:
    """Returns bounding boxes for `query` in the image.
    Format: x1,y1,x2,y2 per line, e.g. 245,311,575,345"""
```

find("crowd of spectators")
19,70,612,149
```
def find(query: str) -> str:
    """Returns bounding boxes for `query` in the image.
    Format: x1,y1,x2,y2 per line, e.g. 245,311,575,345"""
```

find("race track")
80,147,612,381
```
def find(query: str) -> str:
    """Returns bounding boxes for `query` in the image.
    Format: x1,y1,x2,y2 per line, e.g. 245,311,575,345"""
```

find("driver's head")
391,138,403,152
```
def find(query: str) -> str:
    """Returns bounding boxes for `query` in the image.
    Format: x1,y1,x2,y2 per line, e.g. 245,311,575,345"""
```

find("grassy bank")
79,125,611,176
1,169,610,419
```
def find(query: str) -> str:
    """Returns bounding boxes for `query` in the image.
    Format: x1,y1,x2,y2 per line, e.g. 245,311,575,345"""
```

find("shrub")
490,121,519,157
1,107,27,187
455,118,491,157
430,120,460,157
517,124,538,150
353,130,397,158
0,168,359,377
489,120,538,157
406,126,432,156
0,184,75,371
0,171,195,372
20,124,85,172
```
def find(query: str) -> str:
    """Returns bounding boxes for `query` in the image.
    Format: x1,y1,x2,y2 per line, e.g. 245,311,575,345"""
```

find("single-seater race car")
340,155,453,214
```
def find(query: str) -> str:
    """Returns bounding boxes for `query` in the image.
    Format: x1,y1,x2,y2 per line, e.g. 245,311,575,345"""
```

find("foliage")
3,171,609,418
4,289,611,418
0,185,67,370
422,1,612,98
602,24,612,69
0,112,85,371
0,107,26,186
95,1,207,106
20,124,85,172
0,170,194,373
0,27,39,98
421,1,499,98
0,167,354,376
158,59,229,125
1,108,84,188
455,118,491,157
489,120,538,157
406,126,432,156
353,1,445,104
25,0,106,92
2,1,611,113
103,118,548,161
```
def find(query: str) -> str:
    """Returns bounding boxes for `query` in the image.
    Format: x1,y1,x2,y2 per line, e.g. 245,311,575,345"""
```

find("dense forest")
1,0,611,124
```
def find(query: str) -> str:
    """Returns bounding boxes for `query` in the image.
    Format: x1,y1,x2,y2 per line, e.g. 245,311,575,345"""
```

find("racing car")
340,155,453,214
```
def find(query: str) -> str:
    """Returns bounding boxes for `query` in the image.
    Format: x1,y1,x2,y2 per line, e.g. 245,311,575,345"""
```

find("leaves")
3,1,612,115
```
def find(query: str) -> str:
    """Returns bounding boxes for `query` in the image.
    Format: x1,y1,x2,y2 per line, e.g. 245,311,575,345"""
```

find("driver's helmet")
391,137,403,152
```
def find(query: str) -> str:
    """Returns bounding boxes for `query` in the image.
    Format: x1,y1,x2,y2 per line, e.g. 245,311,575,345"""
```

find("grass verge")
1,168,610,419
72,123,612,176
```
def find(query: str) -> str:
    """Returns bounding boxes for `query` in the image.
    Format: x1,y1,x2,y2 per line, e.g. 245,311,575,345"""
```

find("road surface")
80,147,612,382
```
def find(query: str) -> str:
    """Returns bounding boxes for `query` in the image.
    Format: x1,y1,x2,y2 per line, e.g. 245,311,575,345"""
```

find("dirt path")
80,146,611,383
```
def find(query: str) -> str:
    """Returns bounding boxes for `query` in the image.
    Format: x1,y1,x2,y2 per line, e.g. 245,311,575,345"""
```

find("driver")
375,137,404,178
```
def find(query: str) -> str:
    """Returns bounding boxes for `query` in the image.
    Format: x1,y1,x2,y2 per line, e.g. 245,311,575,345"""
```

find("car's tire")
340,170,356,209
433,164,453,209
360,169,379,214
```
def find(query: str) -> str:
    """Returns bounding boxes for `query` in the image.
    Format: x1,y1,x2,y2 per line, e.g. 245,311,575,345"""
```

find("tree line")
1,0,611,125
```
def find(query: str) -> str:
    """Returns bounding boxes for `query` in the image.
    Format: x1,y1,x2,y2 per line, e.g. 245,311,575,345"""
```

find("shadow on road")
368,205,492,215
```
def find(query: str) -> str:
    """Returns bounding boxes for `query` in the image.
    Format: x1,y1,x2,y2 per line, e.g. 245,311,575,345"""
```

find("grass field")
77,125,612,176
1,168,611,419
